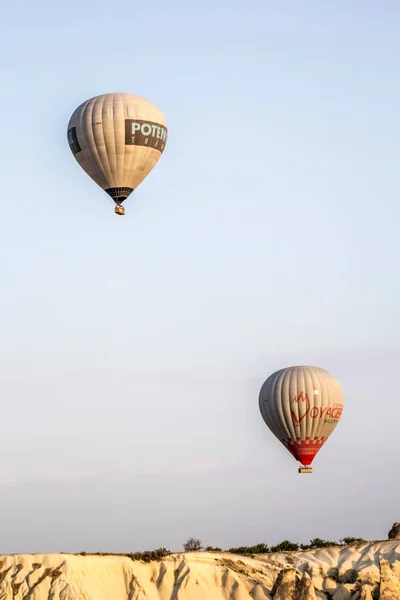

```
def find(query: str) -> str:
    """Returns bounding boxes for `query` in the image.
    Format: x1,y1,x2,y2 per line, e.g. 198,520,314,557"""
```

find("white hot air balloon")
67,93,167,215
259,366,344,474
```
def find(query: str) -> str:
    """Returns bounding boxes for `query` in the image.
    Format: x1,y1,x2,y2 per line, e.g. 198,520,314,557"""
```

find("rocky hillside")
1,541,400,599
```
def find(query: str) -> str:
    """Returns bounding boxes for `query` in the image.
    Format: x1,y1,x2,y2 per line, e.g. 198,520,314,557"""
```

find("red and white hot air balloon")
258,365,344,473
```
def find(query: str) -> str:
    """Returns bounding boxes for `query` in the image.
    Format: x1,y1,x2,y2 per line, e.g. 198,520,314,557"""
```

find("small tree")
183,537,203,552
340,537,365,546
270,540,299,552
228,543,269,555
302,538,340,550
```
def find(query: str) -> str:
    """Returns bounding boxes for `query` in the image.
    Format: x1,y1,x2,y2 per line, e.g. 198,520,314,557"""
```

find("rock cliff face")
1,541,400,599
388,523,400,540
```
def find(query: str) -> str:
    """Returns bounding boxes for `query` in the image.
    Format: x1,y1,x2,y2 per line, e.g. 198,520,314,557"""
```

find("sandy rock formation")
271,568,298,599
379,558,400,599
306,565,325,591
297,572,317,599
271,571,318,600
323,576,339,596
332,583,353,599
0,541,400,598
358,585,374,600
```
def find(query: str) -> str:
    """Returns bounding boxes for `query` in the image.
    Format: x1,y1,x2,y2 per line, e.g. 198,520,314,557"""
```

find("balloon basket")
114,205,125,216
298,466,313,474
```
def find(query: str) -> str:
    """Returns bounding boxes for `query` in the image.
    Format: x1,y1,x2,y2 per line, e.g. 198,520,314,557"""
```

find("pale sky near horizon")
0,0,399,553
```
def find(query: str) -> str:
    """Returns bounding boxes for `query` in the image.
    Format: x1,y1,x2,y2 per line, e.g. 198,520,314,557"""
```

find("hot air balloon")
258,366,344,474
67,93,167,215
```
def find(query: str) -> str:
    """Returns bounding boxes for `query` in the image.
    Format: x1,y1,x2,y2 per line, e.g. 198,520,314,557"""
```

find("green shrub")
229,543,269,555
300,538,340,550
183,538,203,552
270,540,299,552
127,548,170,563
340,537,366,545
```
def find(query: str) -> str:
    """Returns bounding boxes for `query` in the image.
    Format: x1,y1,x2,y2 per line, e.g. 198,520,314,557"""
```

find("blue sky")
0,0,399,553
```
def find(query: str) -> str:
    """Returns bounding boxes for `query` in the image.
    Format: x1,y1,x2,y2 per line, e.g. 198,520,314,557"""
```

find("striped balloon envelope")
259,366,344,473
67,93,167,215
